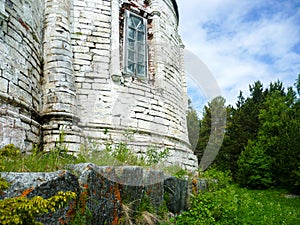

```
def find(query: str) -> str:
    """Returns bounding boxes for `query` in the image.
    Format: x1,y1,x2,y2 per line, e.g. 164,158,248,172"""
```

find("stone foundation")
0,164,208,224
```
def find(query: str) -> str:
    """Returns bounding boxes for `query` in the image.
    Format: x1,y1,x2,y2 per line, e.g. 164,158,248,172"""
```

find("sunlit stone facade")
0,0,197,169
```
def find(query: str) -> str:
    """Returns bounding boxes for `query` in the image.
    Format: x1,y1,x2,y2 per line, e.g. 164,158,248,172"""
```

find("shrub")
0,191,76,225
108,142,141,165
0,143,78,224
143,146,170,166
199,168,232,190
175,169,238,224
0,144,21,158
174,168,300,225
237,141,273,189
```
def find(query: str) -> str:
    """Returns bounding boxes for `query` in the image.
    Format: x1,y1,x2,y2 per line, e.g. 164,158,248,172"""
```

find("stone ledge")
1,163,207,224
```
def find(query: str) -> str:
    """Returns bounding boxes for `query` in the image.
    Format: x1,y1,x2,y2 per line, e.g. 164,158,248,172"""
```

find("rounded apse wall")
0,0,197,170
71,0,197,169
0,0,44,151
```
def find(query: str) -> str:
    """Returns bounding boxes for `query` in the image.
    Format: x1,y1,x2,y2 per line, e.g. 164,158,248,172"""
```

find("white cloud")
178,0,300,107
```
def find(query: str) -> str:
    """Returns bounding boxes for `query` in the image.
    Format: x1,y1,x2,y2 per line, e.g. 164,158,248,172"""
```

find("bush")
173,168,300,225
0,144,21,158
0,190,76,225
237,141,273,189
0,144,78,224
199,168,232,190
175,169,238,224
176,186,239,224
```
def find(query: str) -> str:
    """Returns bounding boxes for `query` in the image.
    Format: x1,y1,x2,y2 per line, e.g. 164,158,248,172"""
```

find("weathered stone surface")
68,163,165,223
0,170,79,224
164,175,189,214
0,0,198,170
0,164,208,224
0,171,79,199
192,178,209,193
0,0,43,152
67,163,122,225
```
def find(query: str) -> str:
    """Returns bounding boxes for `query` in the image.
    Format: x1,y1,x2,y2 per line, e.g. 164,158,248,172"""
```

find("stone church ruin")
0,0,197,169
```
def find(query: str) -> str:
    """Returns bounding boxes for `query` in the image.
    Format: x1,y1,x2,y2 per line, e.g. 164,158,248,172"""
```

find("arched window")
123,10,148,78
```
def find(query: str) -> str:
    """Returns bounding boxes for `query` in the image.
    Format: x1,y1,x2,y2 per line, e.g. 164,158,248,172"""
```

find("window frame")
123,10,148,78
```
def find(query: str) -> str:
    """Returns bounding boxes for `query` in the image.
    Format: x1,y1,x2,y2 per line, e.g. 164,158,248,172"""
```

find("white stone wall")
72,0,112,126
41,0,82,151
70,0,197,169
0,0,44,151
0,0,197,169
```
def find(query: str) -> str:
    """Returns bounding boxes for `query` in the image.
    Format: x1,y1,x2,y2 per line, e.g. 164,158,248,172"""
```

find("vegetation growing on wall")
2,72,300,224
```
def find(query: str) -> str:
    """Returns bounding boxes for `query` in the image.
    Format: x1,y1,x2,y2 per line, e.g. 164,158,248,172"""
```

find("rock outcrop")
0,163,207,224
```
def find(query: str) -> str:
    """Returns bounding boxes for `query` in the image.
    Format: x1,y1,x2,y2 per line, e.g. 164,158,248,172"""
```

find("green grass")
174,169,300,225
0,142,170,172
0,150,85,173
0,143,173,224
233,188,300,225
2,145,299,225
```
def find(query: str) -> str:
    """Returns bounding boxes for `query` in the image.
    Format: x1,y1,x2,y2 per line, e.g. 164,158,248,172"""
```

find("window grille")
123,10,148,78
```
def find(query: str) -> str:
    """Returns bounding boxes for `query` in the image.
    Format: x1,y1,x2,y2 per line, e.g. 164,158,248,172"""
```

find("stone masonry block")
73,46,89,53
93,55,110,63
0,163,199,224
74,58,91,65
164,176,189,214
74,53,92,61
0,77,8,93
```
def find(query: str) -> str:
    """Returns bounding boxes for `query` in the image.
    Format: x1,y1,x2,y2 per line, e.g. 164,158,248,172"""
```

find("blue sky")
177,0,300,115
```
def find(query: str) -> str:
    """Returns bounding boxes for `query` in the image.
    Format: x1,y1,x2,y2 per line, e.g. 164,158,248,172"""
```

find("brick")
73,46,89,53
93,55,110,63
0,78,8,93
74,58,91,65
74,53,92,61
128,88,145,96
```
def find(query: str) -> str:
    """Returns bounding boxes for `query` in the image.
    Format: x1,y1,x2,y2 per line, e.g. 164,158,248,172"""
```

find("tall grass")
0,144,86,172
174,169,300,225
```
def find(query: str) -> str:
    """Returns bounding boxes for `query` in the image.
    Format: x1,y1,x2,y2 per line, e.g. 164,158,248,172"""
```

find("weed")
120,194,164,225
0,144,21,158
174,169,300,225
144,146,170,166
69,188,93,225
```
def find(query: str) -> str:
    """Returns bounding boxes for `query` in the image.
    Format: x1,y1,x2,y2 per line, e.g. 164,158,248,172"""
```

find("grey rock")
68,163,165,224
0,170,79,199
0,164,204,224
0,170,79,224
164,176,189,214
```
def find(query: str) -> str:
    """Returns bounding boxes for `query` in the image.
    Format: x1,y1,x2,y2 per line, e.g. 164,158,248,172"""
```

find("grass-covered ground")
173,170,300,225
1,144,299,225
0,142,171,173
232,188,300,225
